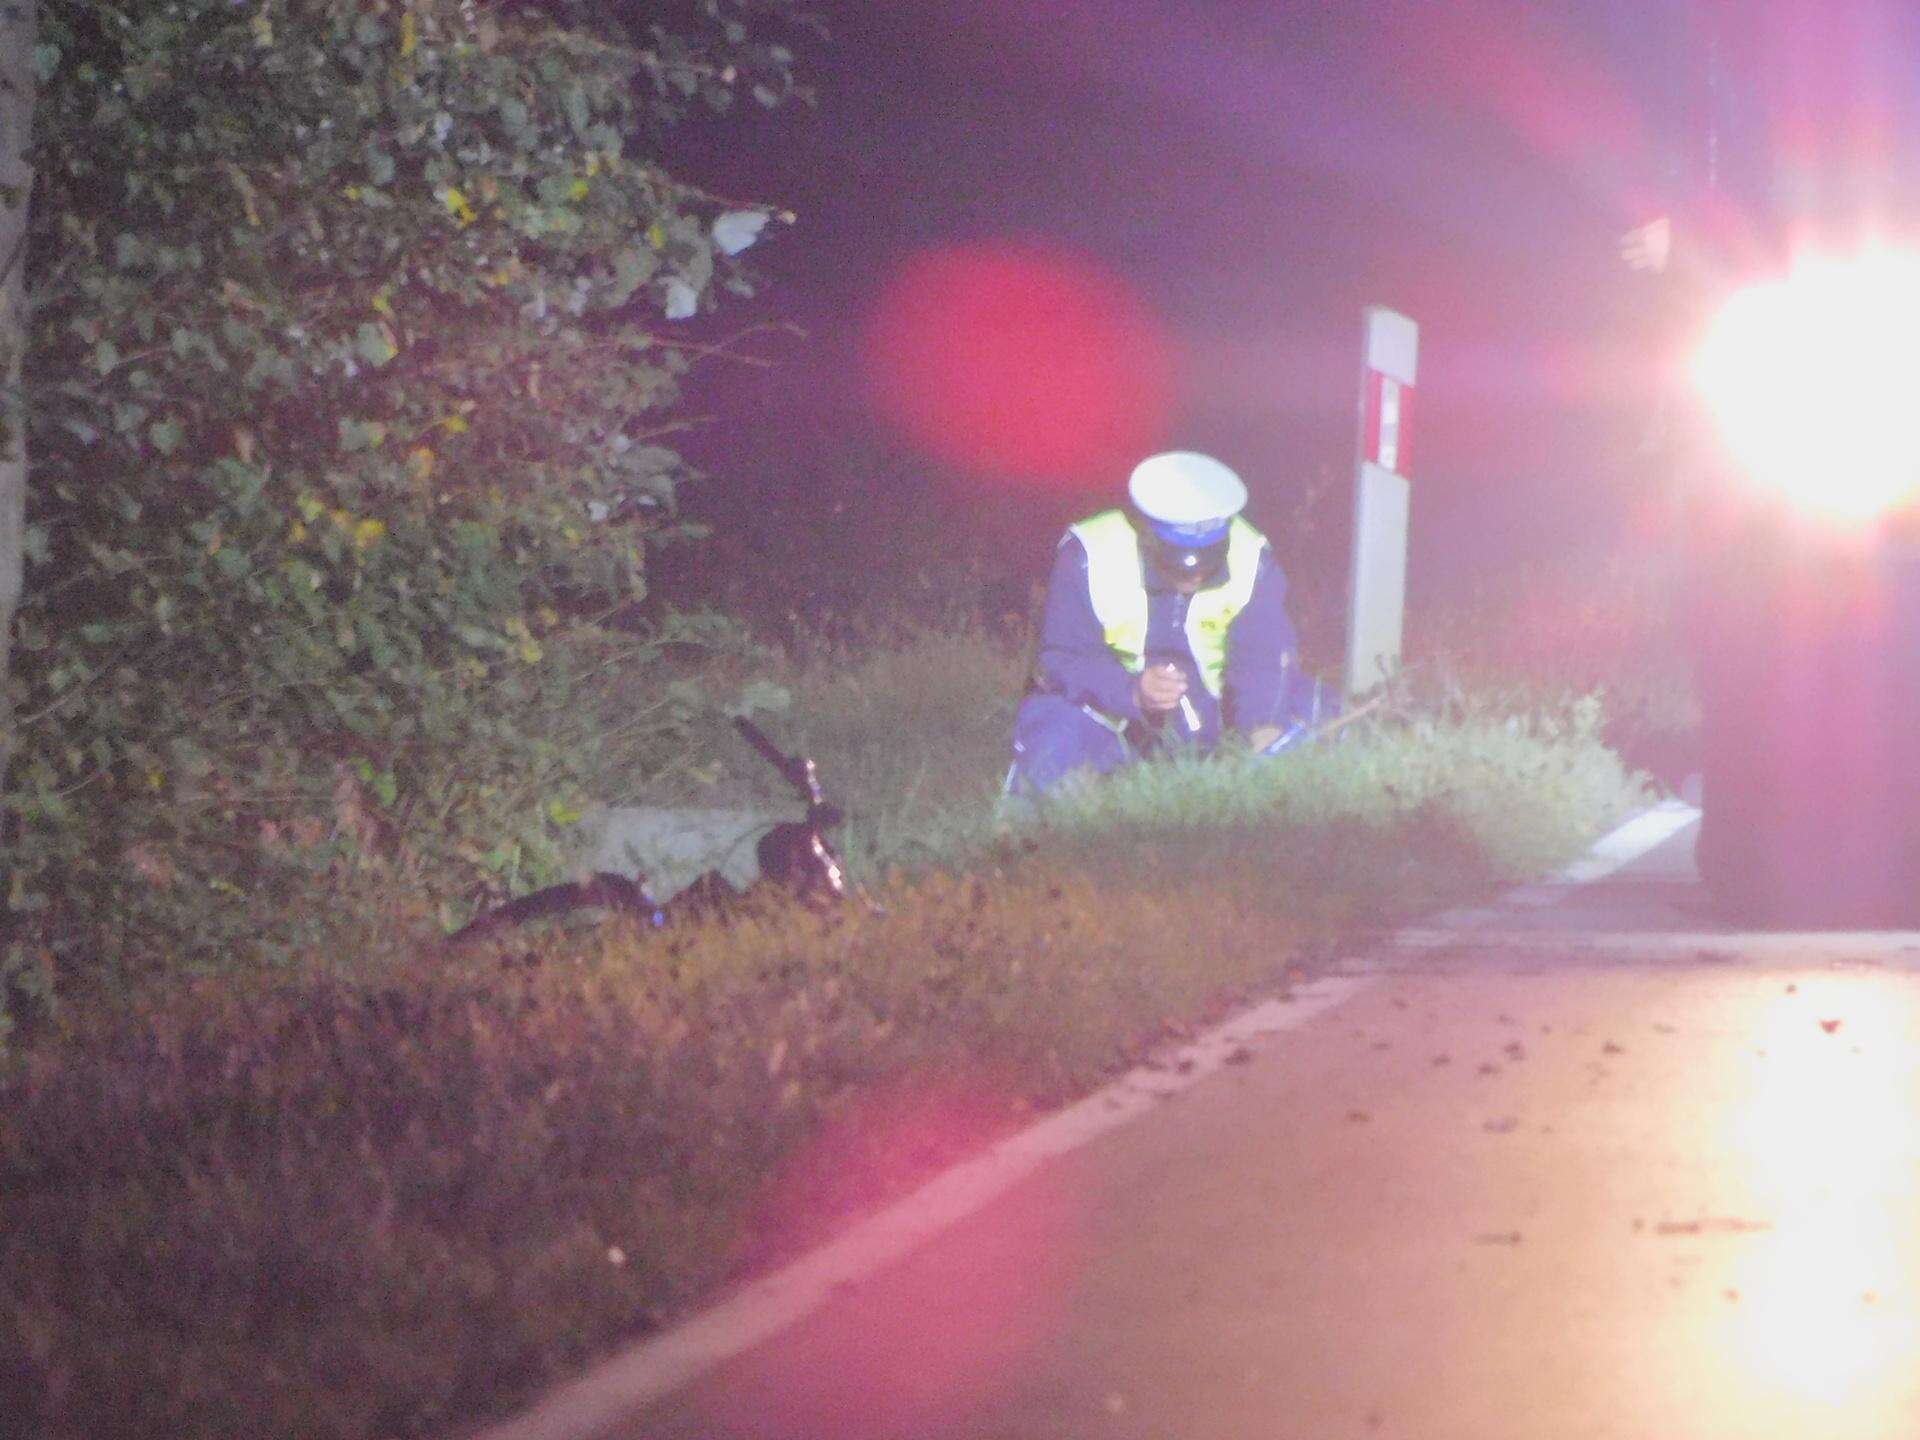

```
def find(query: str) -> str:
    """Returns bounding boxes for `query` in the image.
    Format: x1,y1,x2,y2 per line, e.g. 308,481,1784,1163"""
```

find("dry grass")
1,624,1650,1440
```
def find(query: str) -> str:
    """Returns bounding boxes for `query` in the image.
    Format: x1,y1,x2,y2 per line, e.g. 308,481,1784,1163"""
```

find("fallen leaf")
1820,1018,1843,1034
1652,1217,1773,1236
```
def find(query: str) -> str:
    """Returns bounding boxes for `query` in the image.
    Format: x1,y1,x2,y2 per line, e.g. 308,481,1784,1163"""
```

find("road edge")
467,799,1700,1440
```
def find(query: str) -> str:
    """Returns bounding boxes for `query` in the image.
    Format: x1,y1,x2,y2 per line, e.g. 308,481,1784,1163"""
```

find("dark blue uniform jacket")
1034,532,1309,741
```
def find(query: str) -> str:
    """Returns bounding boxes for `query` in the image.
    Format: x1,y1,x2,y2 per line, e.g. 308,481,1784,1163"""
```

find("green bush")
1404,546,1700,781
8,0,808,975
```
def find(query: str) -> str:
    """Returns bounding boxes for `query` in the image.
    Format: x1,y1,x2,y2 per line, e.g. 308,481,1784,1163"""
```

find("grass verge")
1,631,1647,1440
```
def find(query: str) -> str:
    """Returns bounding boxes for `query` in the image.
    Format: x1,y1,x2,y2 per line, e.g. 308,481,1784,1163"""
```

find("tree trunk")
0,0,33,806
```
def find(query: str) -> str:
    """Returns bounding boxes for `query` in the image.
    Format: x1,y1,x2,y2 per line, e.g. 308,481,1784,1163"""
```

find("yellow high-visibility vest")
1067,508,1266,699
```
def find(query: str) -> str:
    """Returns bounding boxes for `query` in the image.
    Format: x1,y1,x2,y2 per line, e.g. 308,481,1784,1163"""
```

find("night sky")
655,0,1920,626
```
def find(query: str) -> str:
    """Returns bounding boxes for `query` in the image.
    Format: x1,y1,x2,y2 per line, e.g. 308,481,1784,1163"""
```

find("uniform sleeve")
1222,545,1302,731
1034,535,1143,722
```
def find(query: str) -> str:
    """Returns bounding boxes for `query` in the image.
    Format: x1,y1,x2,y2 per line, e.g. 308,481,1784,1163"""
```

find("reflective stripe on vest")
1067,509,1266,699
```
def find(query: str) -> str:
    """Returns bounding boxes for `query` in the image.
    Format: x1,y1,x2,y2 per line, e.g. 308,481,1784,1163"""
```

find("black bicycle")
448,717,847,943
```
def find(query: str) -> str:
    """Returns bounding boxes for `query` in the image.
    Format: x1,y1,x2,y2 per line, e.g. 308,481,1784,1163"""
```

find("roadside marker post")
1345,306,1419,697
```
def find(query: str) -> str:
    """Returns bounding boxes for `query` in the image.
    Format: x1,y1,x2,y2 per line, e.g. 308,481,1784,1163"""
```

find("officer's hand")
1246,724,1285,752
1135,663,1187,714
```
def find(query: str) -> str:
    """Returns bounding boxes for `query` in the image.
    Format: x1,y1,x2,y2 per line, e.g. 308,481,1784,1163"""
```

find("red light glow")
864,244,1173,487
710,1073,1083,1436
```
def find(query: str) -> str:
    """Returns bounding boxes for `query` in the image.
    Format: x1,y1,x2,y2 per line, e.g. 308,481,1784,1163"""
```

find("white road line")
1546,798,1700,887
1385,929,1920,961
468,800,1694,1440
474,979,1370,1440
1421,799,1700,928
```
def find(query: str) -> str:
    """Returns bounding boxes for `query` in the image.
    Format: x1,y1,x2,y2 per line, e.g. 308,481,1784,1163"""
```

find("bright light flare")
1724,981,1920,1406
1694,250,1920,520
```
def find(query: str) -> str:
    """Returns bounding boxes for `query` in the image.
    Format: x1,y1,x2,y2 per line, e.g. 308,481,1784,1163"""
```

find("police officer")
1007,451,1327,795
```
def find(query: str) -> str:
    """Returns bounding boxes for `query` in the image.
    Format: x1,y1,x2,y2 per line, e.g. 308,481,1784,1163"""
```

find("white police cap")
1126,451,1248,528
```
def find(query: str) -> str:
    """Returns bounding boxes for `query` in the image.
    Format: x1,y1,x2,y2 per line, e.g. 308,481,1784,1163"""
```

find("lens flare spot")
865,243,1173,486
714,1074,1082,1436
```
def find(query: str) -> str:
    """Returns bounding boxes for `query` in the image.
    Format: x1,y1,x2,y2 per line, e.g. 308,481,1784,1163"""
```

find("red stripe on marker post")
1362,369,1413,476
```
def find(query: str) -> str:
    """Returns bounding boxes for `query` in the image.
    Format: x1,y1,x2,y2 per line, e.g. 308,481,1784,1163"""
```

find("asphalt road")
616,810,1920,1440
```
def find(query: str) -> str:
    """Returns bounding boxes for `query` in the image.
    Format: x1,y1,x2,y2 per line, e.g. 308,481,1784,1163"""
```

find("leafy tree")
7,0,808,973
